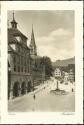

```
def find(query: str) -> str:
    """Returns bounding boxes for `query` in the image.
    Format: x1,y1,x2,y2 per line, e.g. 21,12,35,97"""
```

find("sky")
8,10,75,62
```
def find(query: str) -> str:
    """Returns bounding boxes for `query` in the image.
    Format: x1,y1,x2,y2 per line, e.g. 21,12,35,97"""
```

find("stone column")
19,83,22,96
25,87,28,94
9,89,13,99
9,81,14,99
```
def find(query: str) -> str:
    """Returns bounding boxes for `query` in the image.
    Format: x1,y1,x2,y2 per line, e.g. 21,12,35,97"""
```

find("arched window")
21,82,26,95
13,56,16,72
13,56,16,63
13,82,20,97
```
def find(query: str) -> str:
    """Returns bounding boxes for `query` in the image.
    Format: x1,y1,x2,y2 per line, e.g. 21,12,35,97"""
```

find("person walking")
33,94,36,100
72,88,73,92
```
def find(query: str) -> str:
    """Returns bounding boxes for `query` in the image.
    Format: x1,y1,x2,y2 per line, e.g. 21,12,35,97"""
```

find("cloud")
36,28,74,61
8,10,74,62
36,28,73,44
51,28,73,37
37,44,74,62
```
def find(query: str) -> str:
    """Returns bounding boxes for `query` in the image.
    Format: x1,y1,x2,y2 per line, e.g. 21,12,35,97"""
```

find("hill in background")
52,57,75,68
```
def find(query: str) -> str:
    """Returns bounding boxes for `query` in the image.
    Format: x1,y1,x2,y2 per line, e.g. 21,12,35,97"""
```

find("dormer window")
10,44,16,50
15,36,21,42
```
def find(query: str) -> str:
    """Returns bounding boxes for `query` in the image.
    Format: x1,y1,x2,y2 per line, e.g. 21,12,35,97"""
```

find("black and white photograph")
8,10,75,112
0,1,83,124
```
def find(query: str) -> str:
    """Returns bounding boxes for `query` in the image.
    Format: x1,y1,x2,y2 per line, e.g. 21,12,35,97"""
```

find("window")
14,65,16,72
24,58,26,66
16,45,21,53
18,46,20,52
15,36,21,42
13,55,17,72
21,56,23,65
18,66,20,72
21,66,23,72
25,67,26,73
25,58,26,66
13,56,16,63
28,67,29,72
17,56,20,65
10,44,16,51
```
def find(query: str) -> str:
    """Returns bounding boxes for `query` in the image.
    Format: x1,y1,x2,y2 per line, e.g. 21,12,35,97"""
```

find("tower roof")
29,25,36,48
29,25,37,56
11,11,18,29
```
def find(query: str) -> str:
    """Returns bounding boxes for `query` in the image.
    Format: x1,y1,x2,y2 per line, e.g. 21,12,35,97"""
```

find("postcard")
0,1,83,124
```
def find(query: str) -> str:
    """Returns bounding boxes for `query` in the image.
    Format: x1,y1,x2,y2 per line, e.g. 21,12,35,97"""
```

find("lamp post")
30,57,34,92
43,64,45,83
57,80,59,90
8,66,11,99
32,66,34,92
33,78,34,91
55,76,59,90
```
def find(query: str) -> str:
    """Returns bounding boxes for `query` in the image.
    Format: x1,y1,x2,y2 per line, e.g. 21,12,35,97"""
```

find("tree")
40,56,53,78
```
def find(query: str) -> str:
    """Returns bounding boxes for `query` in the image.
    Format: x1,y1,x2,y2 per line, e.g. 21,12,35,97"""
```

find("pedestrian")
33,94,36,100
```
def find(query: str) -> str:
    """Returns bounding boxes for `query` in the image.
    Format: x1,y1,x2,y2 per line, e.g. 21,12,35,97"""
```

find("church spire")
11,11,18,29
29,25,37,56
31,24,36,46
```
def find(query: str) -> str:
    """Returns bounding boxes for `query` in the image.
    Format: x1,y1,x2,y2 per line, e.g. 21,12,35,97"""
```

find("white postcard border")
1,1,83,124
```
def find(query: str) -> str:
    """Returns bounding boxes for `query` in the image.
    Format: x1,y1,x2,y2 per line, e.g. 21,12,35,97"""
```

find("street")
8,78,75,112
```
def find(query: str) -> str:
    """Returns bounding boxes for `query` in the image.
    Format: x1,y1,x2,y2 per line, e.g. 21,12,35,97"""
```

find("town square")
8,10,75,112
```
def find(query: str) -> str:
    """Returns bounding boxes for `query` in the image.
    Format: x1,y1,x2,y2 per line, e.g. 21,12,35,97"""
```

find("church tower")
29,25,37,57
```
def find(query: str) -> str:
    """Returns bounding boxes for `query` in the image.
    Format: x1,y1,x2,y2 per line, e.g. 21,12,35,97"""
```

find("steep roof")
8,12,30,53
8,28,27,43
8,45,13,52
8,28,30,53
29,26,36,48
8,11,27,43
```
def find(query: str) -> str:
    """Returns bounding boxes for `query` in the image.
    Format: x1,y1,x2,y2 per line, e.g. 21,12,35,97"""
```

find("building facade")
64,72,69,84
8,12,45,99
68,69,75,82
8,13,32,99
54,68,61,78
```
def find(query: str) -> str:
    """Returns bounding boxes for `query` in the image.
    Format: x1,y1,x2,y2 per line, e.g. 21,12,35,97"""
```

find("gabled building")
8,12,46,99
8,12,32,99
68,69,75,82
64,72,69,84
54,68,61,78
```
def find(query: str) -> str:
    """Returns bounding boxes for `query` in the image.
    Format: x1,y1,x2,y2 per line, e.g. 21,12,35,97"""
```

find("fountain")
50,79,67,95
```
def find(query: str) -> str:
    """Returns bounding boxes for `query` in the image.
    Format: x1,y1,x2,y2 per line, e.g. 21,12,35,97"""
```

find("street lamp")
57,80,59,90
43,64,45,83
8,65,11,99
55,76,59,90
